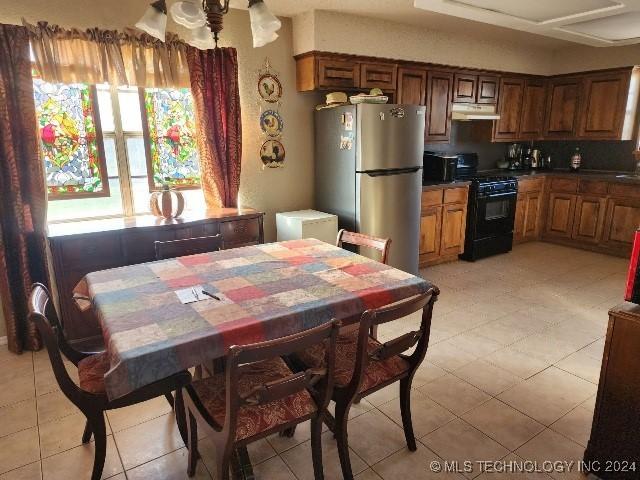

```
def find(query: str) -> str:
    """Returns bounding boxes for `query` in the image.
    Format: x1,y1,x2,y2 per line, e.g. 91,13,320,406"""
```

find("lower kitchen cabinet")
419,186,468,267
572,195,607,244
545,192,577,239
514,177,544,244
541,177,640,257
441,203,467,256
419,206,442,263
602,196,640,254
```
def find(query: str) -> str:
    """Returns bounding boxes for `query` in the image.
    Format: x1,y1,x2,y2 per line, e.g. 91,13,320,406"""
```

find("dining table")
74,237,433,478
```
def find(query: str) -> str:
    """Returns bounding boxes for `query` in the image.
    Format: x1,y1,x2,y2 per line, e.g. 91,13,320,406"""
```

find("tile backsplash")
425,121,637,172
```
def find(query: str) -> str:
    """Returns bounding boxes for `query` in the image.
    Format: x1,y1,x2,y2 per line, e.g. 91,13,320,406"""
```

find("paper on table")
175,286,205,304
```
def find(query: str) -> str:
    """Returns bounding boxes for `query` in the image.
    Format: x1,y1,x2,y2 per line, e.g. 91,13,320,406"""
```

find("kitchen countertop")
479,169,640,184
421,170,640,191
422,180,471,191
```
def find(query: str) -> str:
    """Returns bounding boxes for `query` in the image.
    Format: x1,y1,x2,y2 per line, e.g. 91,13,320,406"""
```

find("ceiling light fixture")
135,0,168,41
135,0,281,49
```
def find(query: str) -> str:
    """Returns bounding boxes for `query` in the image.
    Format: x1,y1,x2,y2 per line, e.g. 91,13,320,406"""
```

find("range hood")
451,103,500,121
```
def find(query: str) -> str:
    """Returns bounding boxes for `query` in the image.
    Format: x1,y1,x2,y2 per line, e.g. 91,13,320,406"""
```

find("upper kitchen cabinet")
519,78,547,140
452,73,499,104
360,62,398,91
543,76,582,139
492,77,524,141
295,52,397,92
397,67,427,105
425,71,454,143
577,68,640,140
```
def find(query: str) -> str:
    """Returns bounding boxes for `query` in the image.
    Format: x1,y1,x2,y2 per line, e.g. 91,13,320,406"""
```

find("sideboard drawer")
220,218,262,247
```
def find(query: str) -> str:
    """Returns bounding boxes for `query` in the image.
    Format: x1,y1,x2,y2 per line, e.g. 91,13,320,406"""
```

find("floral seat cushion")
77,352,110,394
296,331,410,393
191,357,317,441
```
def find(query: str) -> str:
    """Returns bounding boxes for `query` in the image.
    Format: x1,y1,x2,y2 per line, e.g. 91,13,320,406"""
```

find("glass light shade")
135,4,167,41
187,26,216,50
249,1,281,47
252,30,278,48
170,1,206,28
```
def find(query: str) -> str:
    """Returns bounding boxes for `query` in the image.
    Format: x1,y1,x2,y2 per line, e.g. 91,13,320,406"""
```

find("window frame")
34,81,111,201
138,87,202,193
45,83,203,224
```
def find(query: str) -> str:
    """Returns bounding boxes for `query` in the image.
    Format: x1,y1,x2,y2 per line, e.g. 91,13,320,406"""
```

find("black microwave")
423,152,478,183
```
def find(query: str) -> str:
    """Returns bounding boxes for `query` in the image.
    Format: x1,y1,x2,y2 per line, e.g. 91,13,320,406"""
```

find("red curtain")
0,24,49,353
187,47,242,208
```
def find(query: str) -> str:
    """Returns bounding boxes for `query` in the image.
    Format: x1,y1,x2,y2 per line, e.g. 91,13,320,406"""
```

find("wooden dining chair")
182,320,341,480
336,229,391,265
294,288,439,480
28,283,192,480
155,234,224,260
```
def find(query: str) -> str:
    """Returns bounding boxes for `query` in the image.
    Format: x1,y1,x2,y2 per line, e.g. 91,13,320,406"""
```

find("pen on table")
200,288,221,301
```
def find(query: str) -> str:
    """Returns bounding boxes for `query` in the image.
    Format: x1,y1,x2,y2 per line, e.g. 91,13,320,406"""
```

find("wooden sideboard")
584,302,640,478
48,209,265,343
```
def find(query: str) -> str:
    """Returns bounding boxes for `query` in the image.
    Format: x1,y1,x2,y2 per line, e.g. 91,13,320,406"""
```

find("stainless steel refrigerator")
315,104,426,274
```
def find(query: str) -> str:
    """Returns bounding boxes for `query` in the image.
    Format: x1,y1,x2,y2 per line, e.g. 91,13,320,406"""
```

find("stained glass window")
32,78,108,199
143,88,200,191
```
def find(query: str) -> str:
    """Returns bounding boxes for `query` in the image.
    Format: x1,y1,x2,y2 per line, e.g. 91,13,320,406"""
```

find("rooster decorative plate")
260,110,284,137
257,73,283,103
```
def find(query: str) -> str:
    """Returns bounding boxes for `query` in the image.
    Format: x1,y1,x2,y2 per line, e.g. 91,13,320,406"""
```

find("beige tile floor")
0,242,628,479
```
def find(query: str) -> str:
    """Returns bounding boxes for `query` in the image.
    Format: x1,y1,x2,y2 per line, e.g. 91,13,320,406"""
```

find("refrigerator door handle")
361,167,421,177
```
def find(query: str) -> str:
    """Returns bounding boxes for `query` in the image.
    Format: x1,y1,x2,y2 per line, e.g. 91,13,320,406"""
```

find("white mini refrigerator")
276,210,338,245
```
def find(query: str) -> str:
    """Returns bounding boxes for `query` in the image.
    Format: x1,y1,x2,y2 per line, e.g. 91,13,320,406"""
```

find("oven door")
475,191,517,239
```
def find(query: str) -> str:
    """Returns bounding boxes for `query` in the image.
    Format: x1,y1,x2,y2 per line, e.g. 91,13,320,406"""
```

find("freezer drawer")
356,169,422,274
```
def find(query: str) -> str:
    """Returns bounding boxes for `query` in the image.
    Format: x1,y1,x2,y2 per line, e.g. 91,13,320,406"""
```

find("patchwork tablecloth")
74,238,432,399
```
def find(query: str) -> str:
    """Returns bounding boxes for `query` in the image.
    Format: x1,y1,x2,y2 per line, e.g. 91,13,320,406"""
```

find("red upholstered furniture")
294,289,439,480
182,320,341,480
28,283,191,480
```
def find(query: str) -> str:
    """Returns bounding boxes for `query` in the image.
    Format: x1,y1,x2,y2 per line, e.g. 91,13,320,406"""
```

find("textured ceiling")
231,0,640,47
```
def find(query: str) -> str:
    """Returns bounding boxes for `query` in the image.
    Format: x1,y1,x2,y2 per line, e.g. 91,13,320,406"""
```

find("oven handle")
478,191,517,200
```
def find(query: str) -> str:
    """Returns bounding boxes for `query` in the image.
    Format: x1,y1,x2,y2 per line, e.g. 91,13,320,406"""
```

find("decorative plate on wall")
259,110,284,137
260,139,286,168
258,73,283,103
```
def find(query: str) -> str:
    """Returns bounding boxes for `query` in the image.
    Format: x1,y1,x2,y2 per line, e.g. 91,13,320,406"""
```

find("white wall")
293,10,557,75
552,43,640,75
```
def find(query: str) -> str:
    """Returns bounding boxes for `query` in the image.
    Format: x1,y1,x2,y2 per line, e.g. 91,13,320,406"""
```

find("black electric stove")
460,175,518,261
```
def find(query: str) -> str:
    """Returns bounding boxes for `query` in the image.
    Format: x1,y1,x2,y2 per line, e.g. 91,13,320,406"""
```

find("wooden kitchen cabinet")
318,57,360,89
572,195,607,244
514,177,544,243
419,206,442,263
452,73,476,103
397,67,427,105
519,78,547,140
601,196,640,255
425,71,454,143
493,77,524,141
545,192,577,239
543,76,582,139
360,62,397,91
419,186,468,267
578,70,631,140
452,73,498,104
584,302,640,478
441,203,467,256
